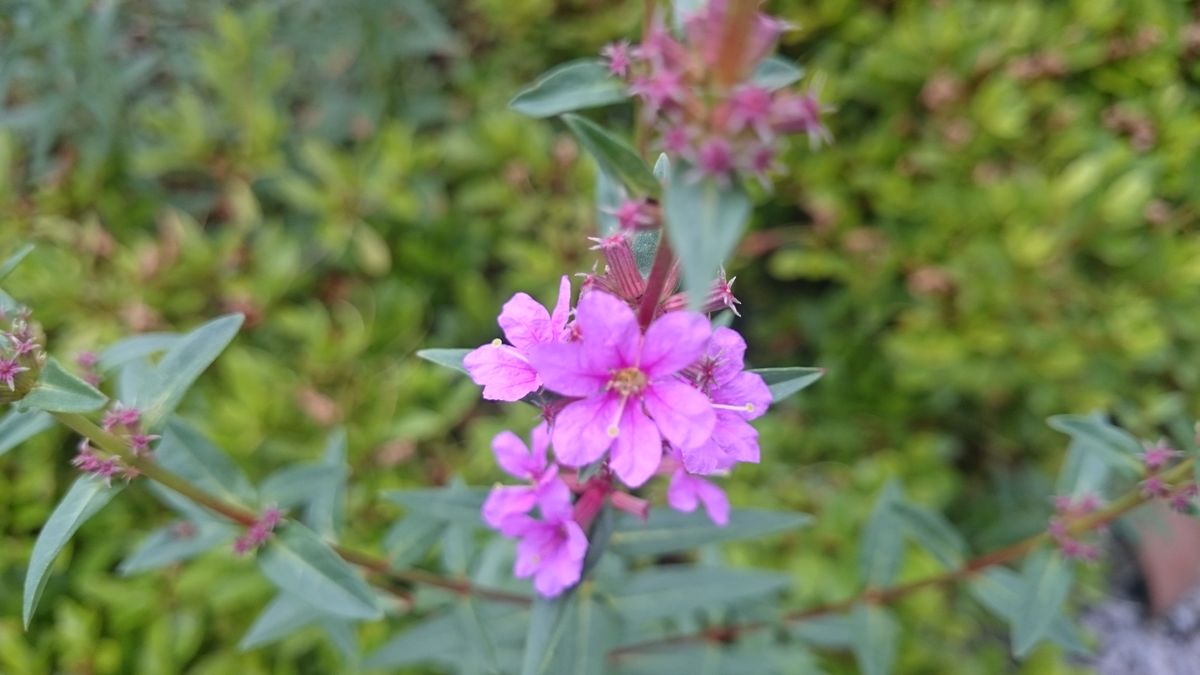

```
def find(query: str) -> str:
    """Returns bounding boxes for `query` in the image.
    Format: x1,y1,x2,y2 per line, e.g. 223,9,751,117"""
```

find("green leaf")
156,418,256,505
306,429,349,538
521,585,613,675
258,522,382,620
609,508,810,557
260,464,343,509
891,502,967,569
20,358,107,413
97,333,181,372
751,56,805,90
384,485,491,528
0,243,34,283
664,163,752,308
416,348,472,376
133,314,244,429
859,480,904,588
968,567,1089,656
119,520,235,575
749,367,824,403
0,408,54,458
850,604,898,675
562,114,659,196
509,59,627,118
1011,551,1074,657
239,594,323,650
611,567,789,623
23,476,123,628
1048,412,1142,470
366,604,527,668
384,516,443,568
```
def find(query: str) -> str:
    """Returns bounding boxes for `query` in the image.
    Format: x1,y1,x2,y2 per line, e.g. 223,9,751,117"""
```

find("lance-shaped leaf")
750,367,824,403
305,429,349,538
968,567,1089,656
156,418,256,505
610,508,809,557
415,348,471,376
0,408,54,458
20,358,107,413
891,501,967,570
562,114,659,197
850,604,898,675
0,243,33,282
1011,550,1074,657
509,59,627,118
119,519,236,575
859,480,905,588
751,56,805,90
133,313,243,429
1048,412,1142,472
521,584,614,675
384,516,443,568
664,163,752,308
23,476,123,628
385,485,491,528
611,567,789,623
240,593,322,650
97,333,181,372
258,523,382,620
366,603,528,668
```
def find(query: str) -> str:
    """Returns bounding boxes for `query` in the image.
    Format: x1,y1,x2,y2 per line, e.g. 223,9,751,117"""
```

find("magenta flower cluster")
72,402,160,484
602,0,830,185
0,307,42,395
464,274,772,596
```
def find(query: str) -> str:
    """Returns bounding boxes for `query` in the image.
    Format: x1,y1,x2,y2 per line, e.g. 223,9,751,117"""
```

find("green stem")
51,411,530,606
610,458,1196,659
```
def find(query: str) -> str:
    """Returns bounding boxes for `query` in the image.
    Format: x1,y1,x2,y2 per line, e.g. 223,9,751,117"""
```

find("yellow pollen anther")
607,425,620,438
745,403,754,413
491,338,502,346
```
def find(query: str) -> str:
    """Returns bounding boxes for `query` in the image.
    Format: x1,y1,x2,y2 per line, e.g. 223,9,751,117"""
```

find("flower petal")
529,422,551,475
551,395,619,467
536,477,574,521
528,342,607,397
695,478,730,526
641,310,711,378
550,275,573,338
643,379,716,449
609,405,663,488
463,344,540,401
498,292,553,352
667,470,700,513
705,327,747,386
712,371,772,420
491,430,533,479
575,291,639,368
482,485,538,533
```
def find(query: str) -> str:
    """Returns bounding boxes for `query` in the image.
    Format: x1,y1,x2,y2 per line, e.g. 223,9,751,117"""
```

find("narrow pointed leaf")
260,464,343,510
385,485,491,527
859,480,904,588
751,56,805,90
609,508,810,557
892,502,967,569
750,367,823,402
97,333,181,371
0,243,34,282
611,567,789,623
306,428,349,537
134,314,243,429
0,408,54,458
969,567,1089,656
562,114,659,196
366,604,528,668
850,604,898,675
521,585,613,675
156,418,255,505
1012,551,1074,657
119,520,235,575
1047,412,1142,471
664,163,752,308
23,476,123,628
384,516,443,568
20,358,107,413
258,523,382,620
416,348,471,375
509,59,627,117
239,594,323,650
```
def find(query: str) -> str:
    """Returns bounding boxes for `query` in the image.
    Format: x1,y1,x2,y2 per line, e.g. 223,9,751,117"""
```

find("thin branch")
610,458,1196,659
52,411,531,607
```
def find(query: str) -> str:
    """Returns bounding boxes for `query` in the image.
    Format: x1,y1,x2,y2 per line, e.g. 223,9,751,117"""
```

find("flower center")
608,367,647,397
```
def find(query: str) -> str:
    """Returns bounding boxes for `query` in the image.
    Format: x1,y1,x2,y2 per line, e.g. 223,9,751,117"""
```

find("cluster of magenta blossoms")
0,307,44,403
465,261,771,596
71,402,159,485
602,0,830,185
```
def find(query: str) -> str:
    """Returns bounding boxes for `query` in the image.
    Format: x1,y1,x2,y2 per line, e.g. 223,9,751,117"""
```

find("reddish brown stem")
637,237,675,329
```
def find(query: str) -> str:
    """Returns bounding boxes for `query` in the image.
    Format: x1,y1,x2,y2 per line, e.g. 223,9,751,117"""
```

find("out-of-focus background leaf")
1,0,1197,672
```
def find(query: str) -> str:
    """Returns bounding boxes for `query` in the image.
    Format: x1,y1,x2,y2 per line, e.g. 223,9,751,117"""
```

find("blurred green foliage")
1,0,1197,672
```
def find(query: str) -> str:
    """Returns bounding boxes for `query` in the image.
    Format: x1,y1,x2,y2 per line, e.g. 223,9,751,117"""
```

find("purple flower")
530,291,715,488
602,41,633,78
694,138,735,183
611,198,655,231
668,466,730,526
680,327,771,475
482,424,568,535
726,85,774,139
633,20,686,70
0,357,28,391
509,483,588,597
102,403,141,432
684,0,784,73
1142,440,1180,470
233,507,282,555
630,68,687,117
660,124,693,155
772,91,831,148
464,276,572,401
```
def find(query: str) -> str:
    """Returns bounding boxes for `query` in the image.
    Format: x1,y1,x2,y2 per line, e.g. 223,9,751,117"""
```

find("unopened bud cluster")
603,0,830,185
72,403,159,484
0,307,45,403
